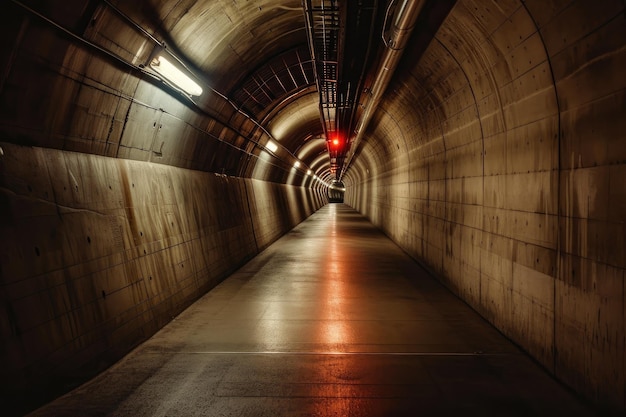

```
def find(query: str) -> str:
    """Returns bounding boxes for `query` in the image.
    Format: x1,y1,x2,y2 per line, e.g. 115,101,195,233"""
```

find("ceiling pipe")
340,0,425,179
10,0,317,182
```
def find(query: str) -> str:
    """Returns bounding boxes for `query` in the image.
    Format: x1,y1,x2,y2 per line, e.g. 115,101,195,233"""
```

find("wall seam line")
242,179,260,253
519,0,563,376
433,35,487,308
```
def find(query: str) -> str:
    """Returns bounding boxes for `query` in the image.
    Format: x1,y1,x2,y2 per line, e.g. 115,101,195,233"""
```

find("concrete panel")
537,0,624,57
499,62,555,107
506,117,558,175
117,103,160,160
522,0,573,29
445,139,484,178
480,236,514,321
483,133,507,175
464,0,521,36
502,86,558,129
489,6,536,69
63,84,123,155
556,259,625,409
555,47,626,112
608,165,626,224
504,171,557,214
445,176,483,206
560,166,610,220
494,32,549,86
483,174,506,208
0,142,324,410
347,3,625,411
560,92,626,170
476,93,507,137
510,261,555,364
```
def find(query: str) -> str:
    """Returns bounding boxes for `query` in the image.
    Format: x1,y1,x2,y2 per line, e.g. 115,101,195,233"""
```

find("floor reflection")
308,204,356,415
29,205,599,417
320,204,349,352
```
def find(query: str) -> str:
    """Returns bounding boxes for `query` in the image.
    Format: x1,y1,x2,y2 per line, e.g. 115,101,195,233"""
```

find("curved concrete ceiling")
123,0,308,91
110,0,329,180
1,0,623,194
0,0,447,185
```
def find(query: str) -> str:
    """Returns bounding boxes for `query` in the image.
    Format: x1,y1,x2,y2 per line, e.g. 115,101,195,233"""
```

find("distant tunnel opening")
328,181,345,203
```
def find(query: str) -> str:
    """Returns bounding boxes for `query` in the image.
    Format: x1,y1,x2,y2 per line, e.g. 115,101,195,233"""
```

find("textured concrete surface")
343,1,626,412
28,205,597,416
0,143,325,415
0,0,623,413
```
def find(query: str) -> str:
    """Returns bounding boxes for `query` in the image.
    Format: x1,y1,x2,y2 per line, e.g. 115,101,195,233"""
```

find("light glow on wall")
266,140,278,153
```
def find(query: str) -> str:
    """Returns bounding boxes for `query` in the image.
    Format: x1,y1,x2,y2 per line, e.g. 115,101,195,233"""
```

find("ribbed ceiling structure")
2,0,440,184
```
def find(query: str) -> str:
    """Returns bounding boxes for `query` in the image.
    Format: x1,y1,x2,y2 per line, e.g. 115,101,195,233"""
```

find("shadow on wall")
0,142,325,416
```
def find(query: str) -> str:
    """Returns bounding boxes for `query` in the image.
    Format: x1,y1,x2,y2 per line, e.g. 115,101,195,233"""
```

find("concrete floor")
29,204,597,416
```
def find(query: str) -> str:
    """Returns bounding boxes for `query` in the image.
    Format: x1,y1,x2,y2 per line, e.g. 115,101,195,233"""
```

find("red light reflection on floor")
319,206,349,352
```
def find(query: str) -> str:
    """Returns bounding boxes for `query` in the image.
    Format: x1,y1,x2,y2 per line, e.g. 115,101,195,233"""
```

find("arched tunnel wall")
345,0,625,411
0,2,330,410
0,142,325,408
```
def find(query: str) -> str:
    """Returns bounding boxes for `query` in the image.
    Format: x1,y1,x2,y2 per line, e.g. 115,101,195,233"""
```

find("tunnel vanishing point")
0,0,624,415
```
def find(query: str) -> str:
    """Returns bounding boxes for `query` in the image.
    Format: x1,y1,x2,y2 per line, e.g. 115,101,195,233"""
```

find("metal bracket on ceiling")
303,0,381,180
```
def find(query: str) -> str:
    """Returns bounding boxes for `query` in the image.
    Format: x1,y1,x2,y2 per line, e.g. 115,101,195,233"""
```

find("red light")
329,134,342,150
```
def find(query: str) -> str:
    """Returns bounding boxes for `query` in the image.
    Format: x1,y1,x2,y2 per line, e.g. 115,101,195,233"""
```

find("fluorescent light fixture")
266,141,278,153
294,161,301,168
150,55,203,96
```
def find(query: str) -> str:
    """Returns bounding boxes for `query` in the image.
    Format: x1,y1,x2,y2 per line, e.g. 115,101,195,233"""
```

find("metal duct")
341,0,425,179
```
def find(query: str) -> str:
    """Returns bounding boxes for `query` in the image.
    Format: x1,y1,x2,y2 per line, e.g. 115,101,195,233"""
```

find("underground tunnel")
0,0,624,415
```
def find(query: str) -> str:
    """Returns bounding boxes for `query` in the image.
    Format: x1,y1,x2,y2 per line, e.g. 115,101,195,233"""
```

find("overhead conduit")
341,0,426,179
8,0,322,184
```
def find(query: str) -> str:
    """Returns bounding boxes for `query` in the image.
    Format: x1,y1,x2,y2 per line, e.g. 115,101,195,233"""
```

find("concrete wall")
344,0,625,412
0,3,327,413
0,142,325,412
